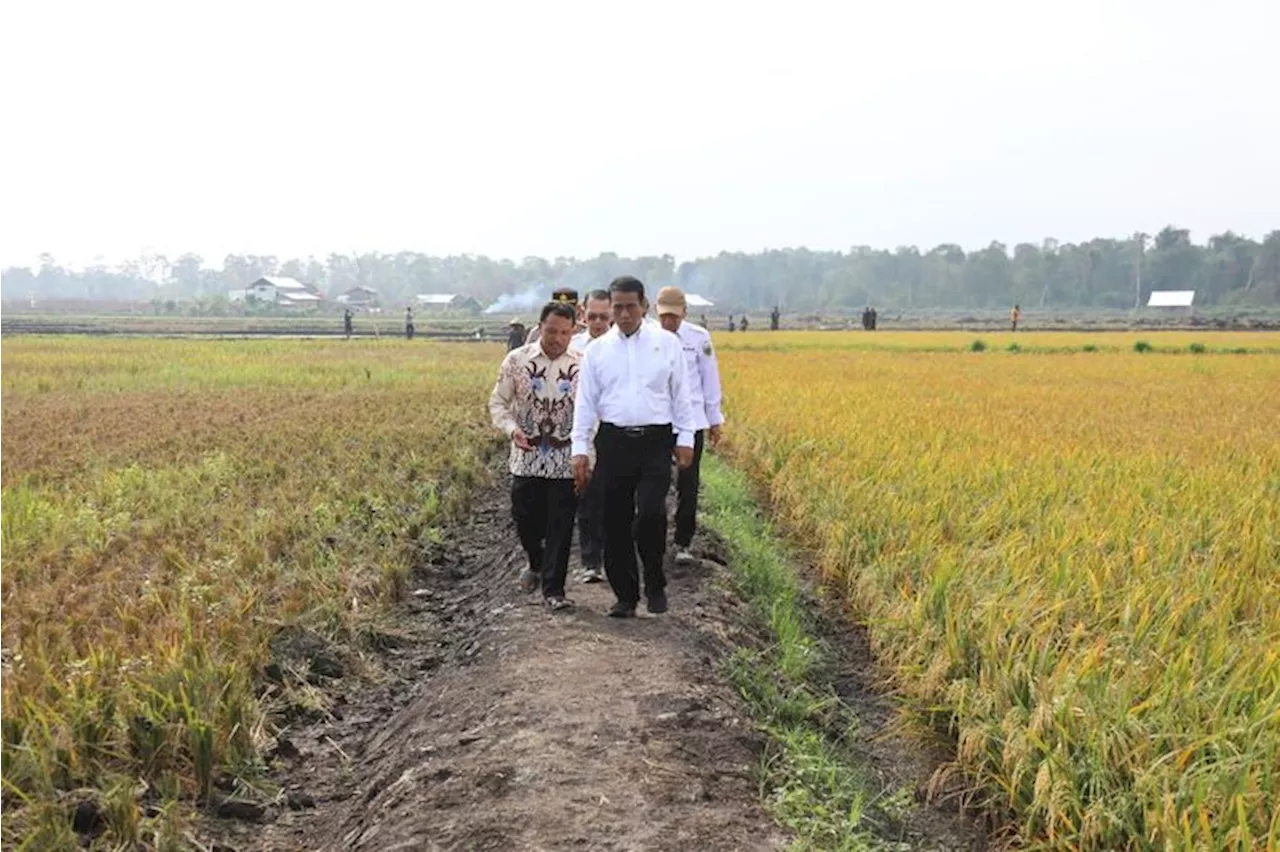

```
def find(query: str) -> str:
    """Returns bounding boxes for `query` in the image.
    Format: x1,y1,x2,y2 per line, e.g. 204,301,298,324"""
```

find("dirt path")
207,473,985,851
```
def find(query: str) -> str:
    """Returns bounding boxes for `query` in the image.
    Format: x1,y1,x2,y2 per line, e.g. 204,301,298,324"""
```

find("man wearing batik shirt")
488,301,582,610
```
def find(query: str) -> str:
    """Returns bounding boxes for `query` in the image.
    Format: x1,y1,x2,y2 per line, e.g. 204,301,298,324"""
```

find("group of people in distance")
488,277,723,617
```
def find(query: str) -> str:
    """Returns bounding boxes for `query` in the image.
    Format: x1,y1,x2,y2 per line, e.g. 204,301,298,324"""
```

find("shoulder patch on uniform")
703,341,713,356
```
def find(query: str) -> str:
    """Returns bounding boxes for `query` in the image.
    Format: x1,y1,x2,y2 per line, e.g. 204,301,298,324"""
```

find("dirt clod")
307,652,344,680
216,799,267,822
285,791,316,811
70,797,105,837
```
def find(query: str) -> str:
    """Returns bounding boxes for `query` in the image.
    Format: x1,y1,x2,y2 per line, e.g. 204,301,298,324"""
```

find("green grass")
701,456,893,851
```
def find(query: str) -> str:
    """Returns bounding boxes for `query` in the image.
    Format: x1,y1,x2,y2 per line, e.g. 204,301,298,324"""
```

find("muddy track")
204,474,986,851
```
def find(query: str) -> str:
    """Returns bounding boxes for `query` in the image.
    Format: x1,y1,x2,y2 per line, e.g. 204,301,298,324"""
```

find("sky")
3,0,1277,269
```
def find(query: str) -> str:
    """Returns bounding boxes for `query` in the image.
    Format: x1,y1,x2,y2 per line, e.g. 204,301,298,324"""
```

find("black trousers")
511,476,578,598
577,466,605,570
673,429,706,548
594,424,674,605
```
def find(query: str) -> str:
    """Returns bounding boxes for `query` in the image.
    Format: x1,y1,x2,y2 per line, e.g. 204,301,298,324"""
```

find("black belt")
600,422,671,438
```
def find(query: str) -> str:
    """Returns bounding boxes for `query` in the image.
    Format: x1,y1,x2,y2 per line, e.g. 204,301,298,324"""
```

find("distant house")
415,293,481,313
337,286,380,307
1147,290,1195,307
247,276,324,307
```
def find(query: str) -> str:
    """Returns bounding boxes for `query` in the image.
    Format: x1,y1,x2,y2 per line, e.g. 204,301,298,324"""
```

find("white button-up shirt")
671,320,725,432
569,329,595,354
569,329,606,460
572,322,696,456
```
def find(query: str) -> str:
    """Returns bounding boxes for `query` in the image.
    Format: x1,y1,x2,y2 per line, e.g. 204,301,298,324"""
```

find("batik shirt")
488,341,581,478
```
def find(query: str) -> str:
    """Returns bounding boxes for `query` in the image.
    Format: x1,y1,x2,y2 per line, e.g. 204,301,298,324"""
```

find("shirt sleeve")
488,354,520,438
668,336,696,448
572,346,599,457
700,334,725,427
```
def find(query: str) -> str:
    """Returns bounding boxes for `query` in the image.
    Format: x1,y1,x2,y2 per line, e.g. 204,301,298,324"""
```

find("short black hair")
539,301,577,325
609,276,645,301
584,289,610,304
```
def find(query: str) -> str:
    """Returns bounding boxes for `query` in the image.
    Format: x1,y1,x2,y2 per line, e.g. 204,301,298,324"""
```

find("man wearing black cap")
526,287,582,346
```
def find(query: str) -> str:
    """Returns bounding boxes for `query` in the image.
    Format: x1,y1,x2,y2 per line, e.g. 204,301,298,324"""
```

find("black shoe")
608,601,637,618
646,591,668,614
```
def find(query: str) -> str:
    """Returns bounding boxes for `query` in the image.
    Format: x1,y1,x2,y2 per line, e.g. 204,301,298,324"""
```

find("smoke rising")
483,284,550,315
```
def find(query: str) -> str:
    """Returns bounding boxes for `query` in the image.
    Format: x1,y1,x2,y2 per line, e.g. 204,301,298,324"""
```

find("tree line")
3,226,1276,312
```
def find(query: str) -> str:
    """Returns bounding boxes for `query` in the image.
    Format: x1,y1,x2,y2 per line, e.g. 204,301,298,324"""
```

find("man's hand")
511,428,533,451
572,455,591,494
673,446,694,470
707,425,723,447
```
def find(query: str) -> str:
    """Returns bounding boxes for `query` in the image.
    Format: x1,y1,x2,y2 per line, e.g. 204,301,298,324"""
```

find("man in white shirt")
655,286,725,564
570,289,611,355
570,289,613,583
572,276,696,618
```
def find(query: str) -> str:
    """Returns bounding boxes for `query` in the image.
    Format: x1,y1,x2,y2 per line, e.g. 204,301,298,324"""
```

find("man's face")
539,312,575,358
585,297,611,338
659,309,683,334
611,290,646,334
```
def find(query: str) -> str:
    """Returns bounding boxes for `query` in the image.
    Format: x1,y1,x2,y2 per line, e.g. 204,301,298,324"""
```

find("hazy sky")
3,0,1277,269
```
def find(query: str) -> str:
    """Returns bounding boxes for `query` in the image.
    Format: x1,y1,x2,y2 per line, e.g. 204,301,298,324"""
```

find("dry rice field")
1,338,499,847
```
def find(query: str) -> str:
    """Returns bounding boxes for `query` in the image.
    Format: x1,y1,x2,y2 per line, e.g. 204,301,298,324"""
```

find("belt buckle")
622,426,645,437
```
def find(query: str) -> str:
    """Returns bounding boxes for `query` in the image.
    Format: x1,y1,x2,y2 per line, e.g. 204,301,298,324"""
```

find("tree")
1148,226,1202,300
169,253,204,297
4,229,1277,310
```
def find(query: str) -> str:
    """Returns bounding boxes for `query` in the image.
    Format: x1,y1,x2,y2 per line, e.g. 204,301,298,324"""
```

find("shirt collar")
619,317,661,340
532,340,570,363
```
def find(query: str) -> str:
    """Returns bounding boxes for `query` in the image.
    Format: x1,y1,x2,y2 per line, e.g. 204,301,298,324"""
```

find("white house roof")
416,293,459,304
1147,290,1195,307
685,293,714,307
257,276,308,290
337,286,379,303
278,290,323,302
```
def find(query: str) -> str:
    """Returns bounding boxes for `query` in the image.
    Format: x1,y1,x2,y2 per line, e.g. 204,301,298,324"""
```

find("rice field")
3,330,1277,849
714,330,1280,849
1,337,501,846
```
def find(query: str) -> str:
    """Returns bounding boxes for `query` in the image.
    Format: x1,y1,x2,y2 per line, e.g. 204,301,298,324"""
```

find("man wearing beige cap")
655,286,725,564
